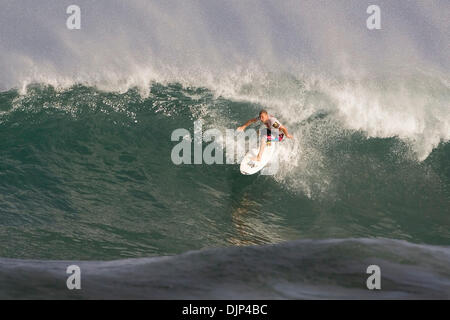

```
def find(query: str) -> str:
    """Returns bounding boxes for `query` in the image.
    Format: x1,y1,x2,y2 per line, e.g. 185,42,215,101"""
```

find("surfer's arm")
237,117,258,131
280,126,293,139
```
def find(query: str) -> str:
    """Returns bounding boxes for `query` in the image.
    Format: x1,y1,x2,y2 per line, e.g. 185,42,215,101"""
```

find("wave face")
0,80,449,262
1,239,449,299
0,0,449,299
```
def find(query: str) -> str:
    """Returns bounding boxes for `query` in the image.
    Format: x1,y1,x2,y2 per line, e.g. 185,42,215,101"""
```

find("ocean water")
0,0,449,299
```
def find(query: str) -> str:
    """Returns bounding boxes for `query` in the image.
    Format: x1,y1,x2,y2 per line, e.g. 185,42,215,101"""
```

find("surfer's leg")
252,128,270,161
257,138,266,160
251,137,266,161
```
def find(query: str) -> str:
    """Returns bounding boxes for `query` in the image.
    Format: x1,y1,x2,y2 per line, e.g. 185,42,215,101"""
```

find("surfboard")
240,143,276,175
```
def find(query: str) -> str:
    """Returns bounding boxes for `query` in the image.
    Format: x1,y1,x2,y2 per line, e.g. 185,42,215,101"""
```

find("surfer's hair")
259,110,268,116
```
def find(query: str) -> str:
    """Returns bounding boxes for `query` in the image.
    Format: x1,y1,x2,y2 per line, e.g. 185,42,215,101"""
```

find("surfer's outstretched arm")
280,125,293,139
237,117,258,131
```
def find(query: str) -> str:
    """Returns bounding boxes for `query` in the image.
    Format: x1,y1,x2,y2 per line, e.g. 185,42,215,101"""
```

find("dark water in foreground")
1,239,449,299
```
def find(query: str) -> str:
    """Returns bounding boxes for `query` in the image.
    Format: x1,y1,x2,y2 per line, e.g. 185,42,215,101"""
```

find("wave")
0,1,449,297
0,81,449,261
1,238,449,299
1,1,449,162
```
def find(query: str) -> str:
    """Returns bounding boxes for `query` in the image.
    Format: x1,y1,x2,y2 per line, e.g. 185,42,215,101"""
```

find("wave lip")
1,238,449,299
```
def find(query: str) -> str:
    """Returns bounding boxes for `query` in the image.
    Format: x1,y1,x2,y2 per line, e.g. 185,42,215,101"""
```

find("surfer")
237,110,293,161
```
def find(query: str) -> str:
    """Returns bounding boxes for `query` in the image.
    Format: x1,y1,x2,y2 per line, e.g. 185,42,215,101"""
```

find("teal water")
0,72,449,299
0,79,449,263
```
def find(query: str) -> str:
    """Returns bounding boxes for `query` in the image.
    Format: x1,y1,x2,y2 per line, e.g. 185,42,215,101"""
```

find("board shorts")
265,128,284,144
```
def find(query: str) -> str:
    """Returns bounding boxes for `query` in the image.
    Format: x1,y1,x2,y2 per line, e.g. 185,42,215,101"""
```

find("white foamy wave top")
1,0,448,164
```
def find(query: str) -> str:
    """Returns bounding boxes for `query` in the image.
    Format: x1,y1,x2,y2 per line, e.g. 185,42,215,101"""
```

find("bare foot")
251,156,261,162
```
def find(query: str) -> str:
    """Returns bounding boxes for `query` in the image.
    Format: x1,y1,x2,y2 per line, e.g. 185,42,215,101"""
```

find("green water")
0,82,449,261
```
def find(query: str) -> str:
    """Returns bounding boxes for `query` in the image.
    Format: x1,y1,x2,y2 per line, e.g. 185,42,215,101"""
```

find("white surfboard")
240,143,276,175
